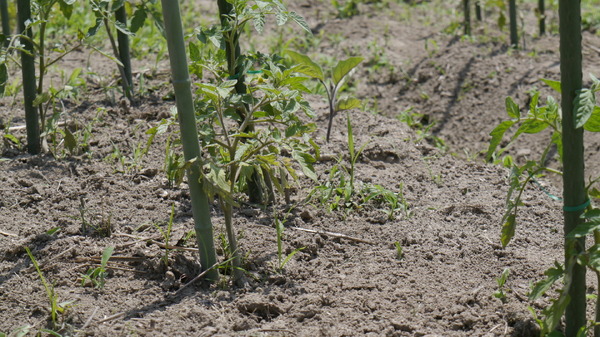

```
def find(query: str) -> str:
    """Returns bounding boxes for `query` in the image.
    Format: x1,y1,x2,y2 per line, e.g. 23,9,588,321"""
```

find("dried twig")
290,226,375,245
97,312,126,324
0,229,16,237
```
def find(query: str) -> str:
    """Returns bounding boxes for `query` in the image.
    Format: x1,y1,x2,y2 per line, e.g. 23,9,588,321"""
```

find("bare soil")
1,1,599,336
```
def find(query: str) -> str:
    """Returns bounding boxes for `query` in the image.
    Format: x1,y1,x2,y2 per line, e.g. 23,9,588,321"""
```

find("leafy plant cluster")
487,75,600,335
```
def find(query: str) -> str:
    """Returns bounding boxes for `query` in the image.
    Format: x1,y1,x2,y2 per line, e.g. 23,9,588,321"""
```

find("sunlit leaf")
505,96,520,119
529,262,564,300
485,120,514,160
542,78,562,93
130,7,147,33
337,97,361,111
286,50,324,81
584,106,600,132
332,57,363,87
574,88,595,128
500,214,516,247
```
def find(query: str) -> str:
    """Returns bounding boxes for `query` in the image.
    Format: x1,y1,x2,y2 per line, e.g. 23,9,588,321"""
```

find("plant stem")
475,0,482,21
115,5,133,99
559,0,586,335
538,0,545,36
463,0,471,36
221,200,244,286
508,0,518,47
161,0,219,282
103,18,132,101
17,0,40,154
0,0,10,47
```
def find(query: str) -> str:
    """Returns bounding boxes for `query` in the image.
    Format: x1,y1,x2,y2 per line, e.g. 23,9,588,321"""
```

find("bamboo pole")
17,0,40,154
559,0,586,335
538,0,546,36
463,0,471,36
160,0,218,282
508,0,518,47
115,5,133,99
0,0,10,46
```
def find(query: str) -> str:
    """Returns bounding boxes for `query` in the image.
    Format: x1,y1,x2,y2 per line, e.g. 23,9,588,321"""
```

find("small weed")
77,197,112,236
81,245,115,289
274,216,304,273
154,204,176,267
394,241,404,260
493,268,510,303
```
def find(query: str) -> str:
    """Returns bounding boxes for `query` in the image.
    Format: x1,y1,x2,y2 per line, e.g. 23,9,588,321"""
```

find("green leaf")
574,88,596,128
584,106,600,132
101,246,115,267
253,13,265,33
292,150,317,181
4,134,20,145
529,262,564,300
58,0,74,19
189,42,200,62
500,214,516,247
505,96,520,119
289,11,311,33
286,50,324,81
519,119,548,134
114,20,134,37
485,120,514,160
542,78,562,93
86,19,103,37
337,97,361,111
130,8,147,33
63,128,77,153
332,57,363,87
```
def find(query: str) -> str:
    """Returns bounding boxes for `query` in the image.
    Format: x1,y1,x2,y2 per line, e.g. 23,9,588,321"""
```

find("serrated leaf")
86,19,103,37
529,262,564,300
574,88,595,128
332,57,363,87
289,11,310,33
505,96,520,119
275,11,287,26
253,13,265,33
542,78,562,94
114,20,134,36
529,91,540,114
130,8,147,33
500,213,516,247
337,97,361,111
189,42,200,62
584,106,600,132
286,50,324,81
292,150,317,181
485,120,514,160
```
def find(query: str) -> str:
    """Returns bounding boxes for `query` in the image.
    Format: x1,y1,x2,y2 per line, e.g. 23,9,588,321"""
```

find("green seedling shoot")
394,241,403,260
493,268,510,303
275,216,304,273
82,245,114,289
286,50,363,142
154,204,176,267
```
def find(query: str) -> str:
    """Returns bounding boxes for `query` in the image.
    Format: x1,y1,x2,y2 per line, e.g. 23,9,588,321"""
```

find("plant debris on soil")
2,0,599,336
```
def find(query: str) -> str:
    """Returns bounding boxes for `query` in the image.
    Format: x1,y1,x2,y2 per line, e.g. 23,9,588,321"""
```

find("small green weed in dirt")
493,267,510,303
332,0,360,18
76,197,112,236
394,241,404,260
286,50,363,142
274,215,304,273
81,245,115,289
397,107,446,152
153,204,176,267
25,247,75,331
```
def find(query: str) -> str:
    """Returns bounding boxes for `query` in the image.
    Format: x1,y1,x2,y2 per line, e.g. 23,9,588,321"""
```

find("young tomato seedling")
286,50,363,142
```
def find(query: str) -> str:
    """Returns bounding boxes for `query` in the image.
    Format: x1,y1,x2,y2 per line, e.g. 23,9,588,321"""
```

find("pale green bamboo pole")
17,0,40,154
559,0,586,335
115,5,133,98
160,0,218,282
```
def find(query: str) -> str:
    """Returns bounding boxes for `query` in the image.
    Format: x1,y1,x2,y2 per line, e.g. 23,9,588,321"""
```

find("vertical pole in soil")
17,0,40,154
161,0,219,282
559,0,586,335
0,0,10,46
475,0,482,22
538,0,546,36
463,0,471,36
509,0,518,47
115,5,133,99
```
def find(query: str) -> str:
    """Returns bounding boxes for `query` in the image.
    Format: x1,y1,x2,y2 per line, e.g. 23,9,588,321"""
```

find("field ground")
1,0,600,336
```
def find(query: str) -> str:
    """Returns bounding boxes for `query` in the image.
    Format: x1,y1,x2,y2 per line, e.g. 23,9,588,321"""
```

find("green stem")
509,0,518,47
221,198,244,286
161,0,219,282
538,0,545,36
463,0,471,36
17,0,40,154
0,0,10,47
475,0,482,22
103,18,132,101
559,0,586,335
